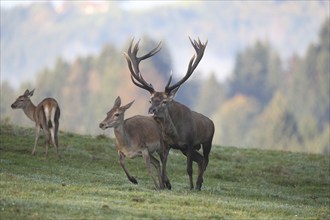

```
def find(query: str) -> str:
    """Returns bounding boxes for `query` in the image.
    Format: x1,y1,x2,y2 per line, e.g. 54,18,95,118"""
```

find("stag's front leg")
119,151,138,184
160,144,171,189
32,125,40,155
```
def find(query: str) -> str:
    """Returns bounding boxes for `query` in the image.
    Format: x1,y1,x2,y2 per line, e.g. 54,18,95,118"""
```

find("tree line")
1,20,329,154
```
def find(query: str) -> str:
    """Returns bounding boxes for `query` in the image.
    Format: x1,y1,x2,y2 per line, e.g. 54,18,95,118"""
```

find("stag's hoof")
196,178,203,190
165,181,172,190
130,176,138,184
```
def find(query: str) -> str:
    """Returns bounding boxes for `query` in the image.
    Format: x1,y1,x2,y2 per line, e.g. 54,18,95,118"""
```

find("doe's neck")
23,100,36,122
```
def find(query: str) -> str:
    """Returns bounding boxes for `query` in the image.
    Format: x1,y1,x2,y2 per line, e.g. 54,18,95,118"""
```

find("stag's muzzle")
148,106,156,115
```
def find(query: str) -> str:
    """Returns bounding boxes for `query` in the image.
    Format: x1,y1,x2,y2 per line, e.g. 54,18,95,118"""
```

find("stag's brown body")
153,100,214,146
124,38,214,190
11,89,60,156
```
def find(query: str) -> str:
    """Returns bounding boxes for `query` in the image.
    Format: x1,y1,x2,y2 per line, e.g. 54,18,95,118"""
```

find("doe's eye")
114,113,120,117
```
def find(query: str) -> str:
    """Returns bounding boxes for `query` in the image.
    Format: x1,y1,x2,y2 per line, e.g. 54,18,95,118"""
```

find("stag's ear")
114,96,121,107
168,86,180,100
121,100,134,111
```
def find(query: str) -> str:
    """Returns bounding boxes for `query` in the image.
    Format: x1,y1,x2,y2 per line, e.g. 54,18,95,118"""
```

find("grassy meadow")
0,123,329,219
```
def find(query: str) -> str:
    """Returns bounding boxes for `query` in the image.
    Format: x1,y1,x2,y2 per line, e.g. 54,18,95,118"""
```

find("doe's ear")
114,96,121,107
24,89,30,96
29,89,35,97
121,100,135,111
168,86,180,100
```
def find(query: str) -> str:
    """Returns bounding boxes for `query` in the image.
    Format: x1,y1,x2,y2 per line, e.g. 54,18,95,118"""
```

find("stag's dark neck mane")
154,100,191,146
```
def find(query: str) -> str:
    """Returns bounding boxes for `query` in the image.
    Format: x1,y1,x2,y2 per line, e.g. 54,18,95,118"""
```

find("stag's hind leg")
202,141,212,171
192,149,205,190
181,147,194,190
119,151,138,184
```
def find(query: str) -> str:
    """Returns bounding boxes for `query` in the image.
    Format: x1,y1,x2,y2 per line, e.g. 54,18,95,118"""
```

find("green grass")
0,123,329,219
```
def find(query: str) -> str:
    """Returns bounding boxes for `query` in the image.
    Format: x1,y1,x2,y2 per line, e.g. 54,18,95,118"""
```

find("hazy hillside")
1,1,329,87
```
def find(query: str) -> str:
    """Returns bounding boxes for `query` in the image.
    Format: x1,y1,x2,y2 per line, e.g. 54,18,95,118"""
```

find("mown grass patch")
0,123,329,219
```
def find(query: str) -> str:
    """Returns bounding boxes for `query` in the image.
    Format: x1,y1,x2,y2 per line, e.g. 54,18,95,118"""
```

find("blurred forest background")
1,1,329,154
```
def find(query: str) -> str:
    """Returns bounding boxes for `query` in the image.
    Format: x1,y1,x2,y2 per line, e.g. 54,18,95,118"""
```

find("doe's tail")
43,102,60,129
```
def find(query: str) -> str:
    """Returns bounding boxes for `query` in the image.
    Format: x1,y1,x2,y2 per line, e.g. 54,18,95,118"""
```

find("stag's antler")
165,37,207,93
124,39,162,94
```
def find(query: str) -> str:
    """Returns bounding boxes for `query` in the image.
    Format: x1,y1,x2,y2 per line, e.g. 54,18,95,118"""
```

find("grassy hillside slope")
0,123,329,219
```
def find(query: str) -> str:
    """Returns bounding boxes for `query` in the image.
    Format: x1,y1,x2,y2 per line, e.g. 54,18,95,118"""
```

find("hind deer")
124,38,215,190
99,96,171,190
11,89,61,157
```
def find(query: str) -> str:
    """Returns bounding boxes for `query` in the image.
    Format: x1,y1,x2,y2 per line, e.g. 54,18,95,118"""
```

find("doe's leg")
142,151,159,190
49,125,59,157
119,151,138,184
54,121,60,157
32,125,40,155
43,127,51,156
150,154,163,189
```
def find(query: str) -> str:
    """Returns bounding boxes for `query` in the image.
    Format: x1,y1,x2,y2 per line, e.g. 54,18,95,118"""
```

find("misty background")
1,1,329,154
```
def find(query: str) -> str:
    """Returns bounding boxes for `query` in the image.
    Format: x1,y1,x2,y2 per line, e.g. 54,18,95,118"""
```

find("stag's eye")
162,100,167,105
114,113,120,117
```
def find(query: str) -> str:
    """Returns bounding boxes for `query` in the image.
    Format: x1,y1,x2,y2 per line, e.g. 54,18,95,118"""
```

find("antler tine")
130,75,150,91
140,41,162,60
165,71,173,89
124,39,162,94
165,37,207,93
124,52,155,94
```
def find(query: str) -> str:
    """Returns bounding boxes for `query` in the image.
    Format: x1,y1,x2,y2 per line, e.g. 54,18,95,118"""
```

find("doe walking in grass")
11,89,61,157
99,96,171,190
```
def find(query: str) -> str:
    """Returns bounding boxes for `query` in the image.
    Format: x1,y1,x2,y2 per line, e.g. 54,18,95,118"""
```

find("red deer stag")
11,89,60,157
99,96,171,190
124,38,215,190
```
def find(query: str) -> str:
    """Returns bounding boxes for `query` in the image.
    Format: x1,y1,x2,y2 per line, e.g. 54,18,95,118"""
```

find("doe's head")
11,89,35,109
99,96,134,130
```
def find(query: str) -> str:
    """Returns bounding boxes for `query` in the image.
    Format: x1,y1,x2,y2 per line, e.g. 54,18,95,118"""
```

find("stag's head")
99,96,134,130
11,89,35,109
124,37,207,119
